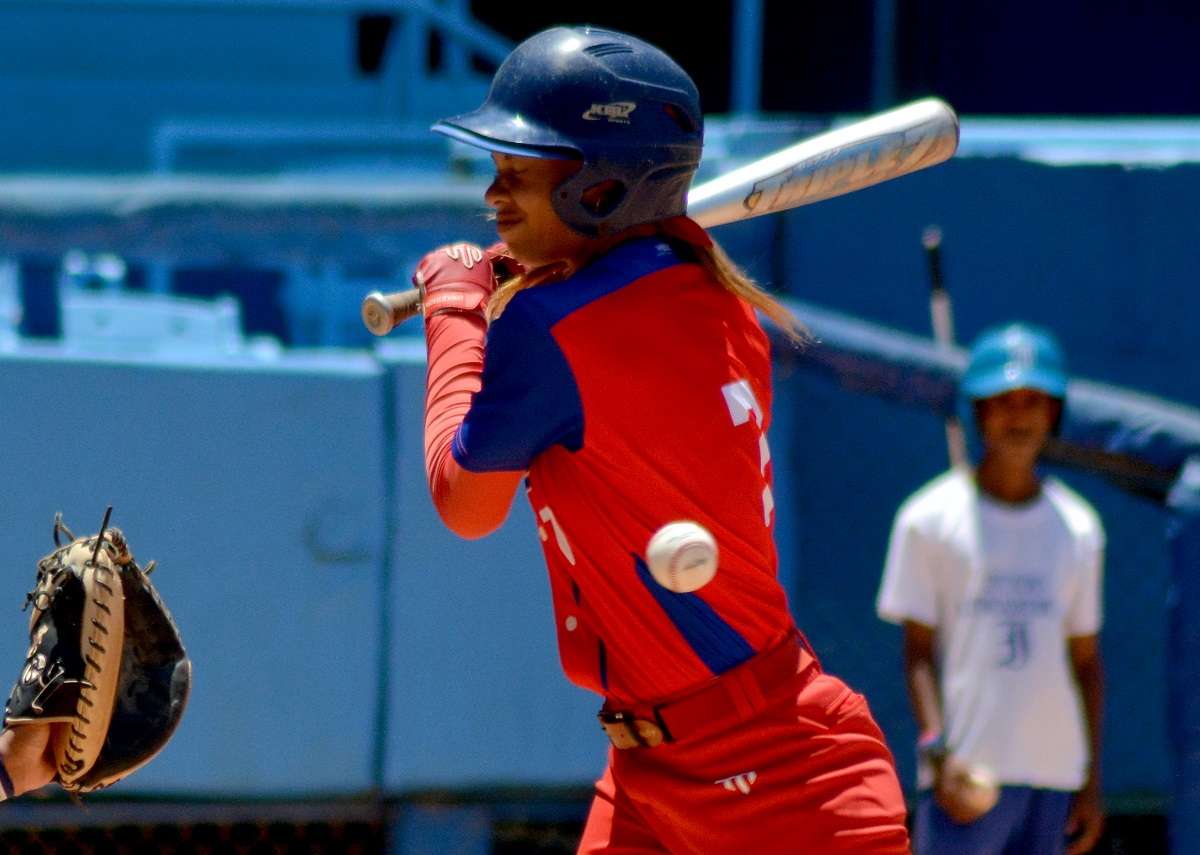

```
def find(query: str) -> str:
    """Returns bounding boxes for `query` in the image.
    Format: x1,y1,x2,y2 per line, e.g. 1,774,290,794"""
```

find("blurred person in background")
877,322,1105,855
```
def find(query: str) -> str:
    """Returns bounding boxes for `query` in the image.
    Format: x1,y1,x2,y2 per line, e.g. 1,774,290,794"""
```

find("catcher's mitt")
3,508,190,793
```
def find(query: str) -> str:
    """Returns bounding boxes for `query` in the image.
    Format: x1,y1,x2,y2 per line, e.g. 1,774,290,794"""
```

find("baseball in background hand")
936,756,1001,824
646,521,718,593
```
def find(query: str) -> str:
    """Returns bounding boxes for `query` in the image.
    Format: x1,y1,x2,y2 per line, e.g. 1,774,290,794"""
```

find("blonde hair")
486,232,806,345
687,238,807,345
486,262,566,321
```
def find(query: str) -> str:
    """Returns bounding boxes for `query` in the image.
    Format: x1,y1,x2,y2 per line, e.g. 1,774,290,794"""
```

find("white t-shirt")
876,468,1104,791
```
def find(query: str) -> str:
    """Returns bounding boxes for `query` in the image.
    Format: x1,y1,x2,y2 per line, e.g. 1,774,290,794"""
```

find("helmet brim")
963,367,1068,401
433,102,581,161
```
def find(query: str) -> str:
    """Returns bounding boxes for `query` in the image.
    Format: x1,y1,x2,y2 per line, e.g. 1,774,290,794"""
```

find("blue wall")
0,343,606,798
379,341,600,791
0,348,389,796
0,155,1193,807
747,156,1196,800
775,158,1200,405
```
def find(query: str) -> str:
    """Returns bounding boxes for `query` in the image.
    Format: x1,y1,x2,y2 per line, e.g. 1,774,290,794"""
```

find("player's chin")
494,217,524,242
996,438,1045,465
494,227,538,267
997,427,1043,447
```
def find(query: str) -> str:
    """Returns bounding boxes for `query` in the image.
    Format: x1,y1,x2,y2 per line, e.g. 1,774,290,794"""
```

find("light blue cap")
961,322,1068,400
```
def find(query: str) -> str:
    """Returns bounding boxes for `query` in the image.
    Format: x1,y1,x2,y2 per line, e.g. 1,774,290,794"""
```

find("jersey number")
997,620,1031,669
537,505,576,566
722,379,774,527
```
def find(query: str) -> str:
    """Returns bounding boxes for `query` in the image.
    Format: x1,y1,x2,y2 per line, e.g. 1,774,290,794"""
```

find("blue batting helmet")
961,322,1068,400
432,26,703,237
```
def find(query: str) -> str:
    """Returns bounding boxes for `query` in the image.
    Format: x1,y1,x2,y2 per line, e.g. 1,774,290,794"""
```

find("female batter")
418,25,909,853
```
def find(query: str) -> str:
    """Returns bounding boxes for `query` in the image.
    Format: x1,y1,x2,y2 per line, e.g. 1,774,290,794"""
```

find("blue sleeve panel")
451,295,584,472
451,238,683,473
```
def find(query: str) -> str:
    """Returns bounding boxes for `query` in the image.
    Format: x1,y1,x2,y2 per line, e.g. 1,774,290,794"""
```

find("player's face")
975,388,1060,464
485,153,591,269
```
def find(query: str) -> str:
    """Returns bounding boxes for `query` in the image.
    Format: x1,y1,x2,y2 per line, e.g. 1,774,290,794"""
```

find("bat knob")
361,293,393,336
922,225,943,250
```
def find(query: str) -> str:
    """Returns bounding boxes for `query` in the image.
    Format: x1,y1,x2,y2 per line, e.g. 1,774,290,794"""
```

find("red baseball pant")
578,673,910,854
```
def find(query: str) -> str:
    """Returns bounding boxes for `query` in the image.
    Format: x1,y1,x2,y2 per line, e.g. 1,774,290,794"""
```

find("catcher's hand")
2,508,191,794
0,724,54,798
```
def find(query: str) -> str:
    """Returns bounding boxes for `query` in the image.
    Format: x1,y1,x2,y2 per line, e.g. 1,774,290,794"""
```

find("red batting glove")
413,242,523,320
413,242,491,319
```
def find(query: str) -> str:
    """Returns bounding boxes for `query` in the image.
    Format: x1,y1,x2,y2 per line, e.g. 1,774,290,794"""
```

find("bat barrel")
686,97,959,228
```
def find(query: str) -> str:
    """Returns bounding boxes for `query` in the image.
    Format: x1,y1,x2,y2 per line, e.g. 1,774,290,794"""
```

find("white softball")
646,521,718,593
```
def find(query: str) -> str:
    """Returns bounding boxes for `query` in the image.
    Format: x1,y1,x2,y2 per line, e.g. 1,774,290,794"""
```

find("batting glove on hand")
413,242,522,320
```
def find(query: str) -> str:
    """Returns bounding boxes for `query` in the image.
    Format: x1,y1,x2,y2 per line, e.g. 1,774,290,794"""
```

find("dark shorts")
914,785,1074,855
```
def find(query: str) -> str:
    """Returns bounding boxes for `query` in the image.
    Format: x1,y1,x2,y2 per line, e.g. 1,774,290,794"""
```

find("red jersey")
452,238,795,705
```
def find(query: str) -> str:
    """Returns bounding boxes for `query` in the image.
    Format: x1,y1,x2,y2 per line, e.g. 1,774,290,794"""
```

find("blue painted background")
0,349,388,795
0,181,1183,800
0,0,1193,813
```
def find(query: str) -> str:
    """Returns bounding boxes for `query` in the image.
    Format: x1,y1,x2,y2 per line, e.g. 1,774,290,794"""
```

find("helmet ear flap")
580,180,627,216
553,159,693,237
662,102,699,134
552,166,625,236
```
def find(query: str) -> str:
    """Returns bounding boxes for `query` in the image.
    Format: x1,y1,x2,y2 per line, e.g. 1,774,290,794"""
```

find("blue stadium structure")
0,2,1197,852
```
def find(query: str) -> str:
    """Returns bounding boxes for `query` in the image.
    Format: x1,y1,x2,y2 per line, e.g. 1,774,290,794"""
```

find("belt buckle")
598,710,665,749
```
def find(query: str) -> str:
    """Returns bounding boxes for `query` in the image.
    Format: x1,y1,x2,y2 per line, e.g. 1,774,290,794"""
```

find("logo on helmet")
1002,332,1037,383
582,101,637,124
